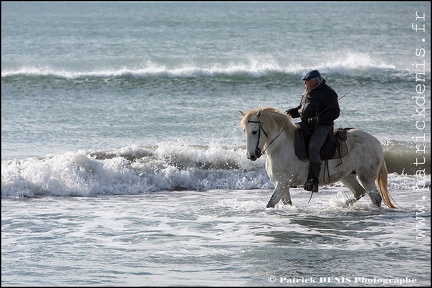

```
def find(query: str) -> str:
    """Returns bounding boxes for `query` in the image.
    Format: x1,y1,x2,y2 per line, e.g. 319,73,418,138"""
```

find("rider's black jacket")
289,79,340,126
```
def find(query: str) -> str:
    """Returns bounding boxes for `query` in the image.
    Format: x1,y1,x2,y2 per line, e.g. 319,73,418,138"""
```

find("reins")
247,120,284,156
263,129,284,154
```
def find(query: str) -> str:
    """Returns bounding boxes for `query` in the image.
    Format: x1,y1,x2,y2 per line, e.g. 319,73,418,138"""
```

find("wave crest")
1,141,430,199
2,52,401,80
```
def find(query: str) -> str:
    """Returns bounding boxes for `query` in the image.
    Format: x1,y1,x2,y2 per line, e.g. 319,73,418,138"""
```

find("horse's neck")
264,126,304,183
265,126,295,157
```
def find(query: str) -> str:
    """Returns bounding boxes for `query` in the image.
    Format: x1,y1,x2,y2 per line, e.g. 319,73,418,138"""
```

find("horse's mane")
240,107,295,138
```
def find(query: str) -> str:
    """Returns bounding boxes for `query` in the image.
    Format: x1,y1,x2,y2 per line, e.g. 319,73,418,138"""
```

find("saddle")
294,124,351,162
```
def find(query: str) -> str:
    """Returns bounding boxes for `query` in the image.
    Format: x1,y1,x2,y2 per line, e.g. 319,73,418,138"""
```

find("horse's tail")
377,160,396,208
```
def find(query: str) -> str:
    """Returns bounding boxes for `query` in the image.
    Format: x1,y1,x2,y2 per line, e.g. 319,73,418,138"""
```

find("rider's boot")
304,162,321,193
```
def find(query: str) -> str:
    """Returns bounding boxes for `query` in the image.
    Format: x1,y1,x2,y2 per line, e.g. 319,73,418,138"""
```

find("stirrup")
304,179,319,193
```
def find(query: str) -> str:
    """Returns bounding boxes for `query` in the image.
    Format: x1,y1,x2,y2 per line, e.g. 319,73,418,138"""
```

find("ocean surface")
1,1,431,287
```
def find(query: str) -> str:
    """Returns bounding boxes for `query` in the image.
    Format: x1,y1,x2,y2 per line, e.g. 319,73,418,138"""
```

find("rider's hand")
307,116,319,126
285,108,297,117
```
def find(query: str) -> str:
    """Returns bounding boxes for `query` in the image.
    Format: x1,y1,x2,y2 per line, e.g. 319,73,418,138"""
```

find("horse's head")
239,109,266,161
240,107,294,161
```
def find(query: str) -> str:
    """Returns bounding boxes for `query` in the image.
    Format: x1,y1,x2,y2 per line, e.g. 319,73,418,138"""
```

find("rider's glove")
285,108,297,117
307,116,319,126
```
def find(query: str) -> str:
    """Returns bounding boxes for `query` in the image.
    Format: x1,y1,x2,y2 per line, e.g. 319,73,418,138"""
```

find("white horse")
240,107,396,209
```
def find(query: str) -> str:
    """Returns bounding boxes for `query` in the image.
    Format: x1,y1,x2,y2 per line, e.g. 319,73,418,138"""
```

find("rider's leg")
305,125,332,192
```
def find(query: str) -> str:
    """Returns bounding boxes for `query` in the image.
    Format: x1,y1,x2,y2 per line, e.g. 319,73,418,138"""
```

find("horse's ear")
239,110,245,117
257,110,261,118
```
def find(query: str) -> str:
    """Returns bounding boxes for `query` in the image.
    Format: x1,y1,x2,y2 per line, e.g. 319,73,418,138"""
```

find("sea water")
1,2,431,286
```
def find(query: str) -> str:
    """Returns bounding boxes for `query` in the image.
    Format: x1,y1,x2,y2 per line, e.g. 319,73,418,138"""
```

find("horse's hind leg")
357,174,382,207
340,173,366,205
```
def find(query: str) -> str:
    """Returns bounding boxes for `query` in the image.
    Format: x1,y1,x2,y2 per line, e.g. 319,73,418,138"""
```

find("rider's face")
304,78,317,90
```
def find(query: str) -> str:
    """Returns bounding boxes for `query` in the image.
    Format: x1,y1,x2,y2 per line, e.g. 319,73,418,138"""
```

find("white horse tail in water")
377,160,396,208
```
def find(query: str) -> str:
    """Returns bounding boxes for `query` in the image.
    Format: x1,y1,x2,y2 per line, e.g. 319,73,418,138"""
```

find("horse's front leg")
267,182,292,208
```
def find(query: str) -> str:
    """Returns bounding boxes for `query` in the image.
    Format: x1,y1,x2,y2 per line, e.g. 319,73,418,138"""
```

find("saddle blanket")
294,127,351,161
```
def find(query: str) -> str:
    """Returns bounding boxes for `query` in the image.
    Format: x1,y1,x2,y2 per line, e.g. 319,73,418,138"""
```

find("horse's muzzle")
247,148,262,161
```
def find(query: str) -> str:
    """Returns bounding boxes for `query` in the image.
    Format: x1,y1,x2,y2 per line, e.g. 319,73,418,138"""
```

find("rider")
285,69,340,193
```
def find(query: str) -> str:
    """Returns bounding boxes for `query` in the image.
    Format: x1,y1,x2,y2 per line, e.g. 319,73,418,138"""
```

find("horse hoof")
282,199,292,205
345,198,357,206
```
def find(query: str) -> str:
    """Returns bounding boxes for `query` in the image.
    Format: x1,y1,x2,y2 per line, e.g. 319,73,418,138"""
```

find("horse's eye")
252,131,257,135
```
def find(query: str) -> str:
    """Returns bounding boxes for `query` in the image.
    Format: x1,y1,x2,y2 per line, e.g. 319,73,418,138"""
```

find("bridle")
247,120,266,159
247,120,283,159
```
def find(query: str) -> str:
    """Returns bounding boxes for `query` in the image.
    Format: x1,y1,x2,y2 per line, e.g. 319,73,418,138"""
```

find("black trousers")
308,125,333,163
